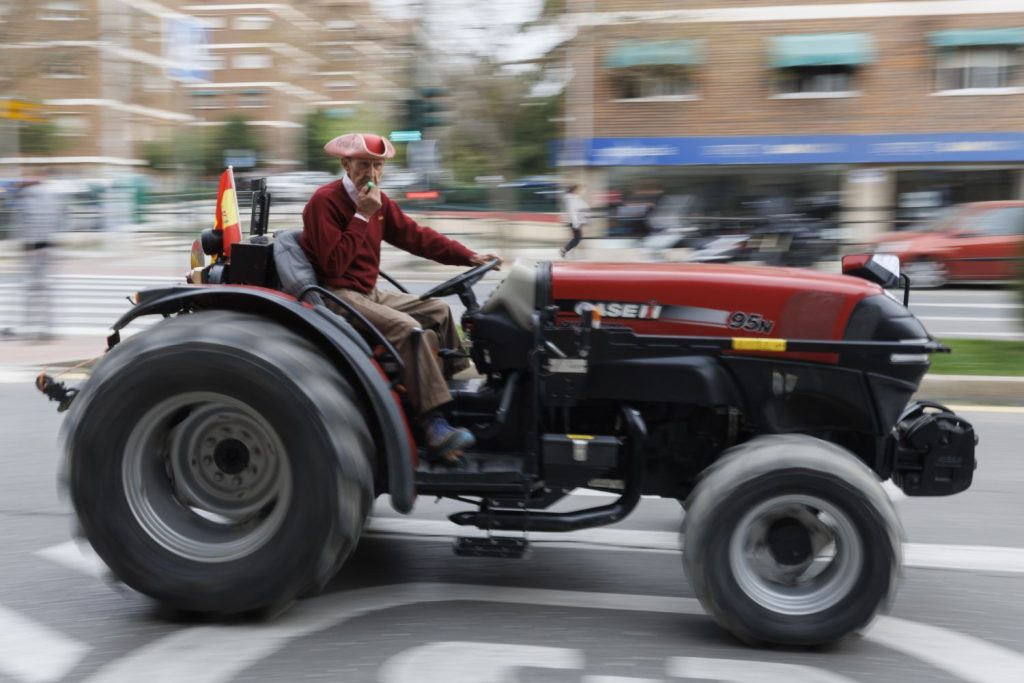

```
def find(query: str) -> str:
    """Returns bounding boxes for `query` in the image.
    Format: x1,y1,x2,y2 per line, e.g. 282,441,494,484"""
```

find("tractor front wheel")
682,435,902,646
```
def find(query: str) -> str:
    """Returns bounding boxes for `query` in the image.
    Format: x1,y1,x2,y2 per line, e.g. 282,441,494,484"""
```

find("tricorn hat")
323,133,396,161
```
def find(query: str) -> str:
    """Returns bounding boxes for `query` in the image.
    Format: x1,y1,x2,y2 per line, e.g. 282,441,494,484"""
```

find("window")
54,115,89,137
234,15,272,31
611,66,695,100
191,92,222,110
325,20,356,31
201,55,225,71
40,1,84,21
200,16,226,30
45,55,84,78
325,80,355,91
971,207,1024,236
238,90,269,108
936,47,1024,91
232,54,272,70
776,66,855,94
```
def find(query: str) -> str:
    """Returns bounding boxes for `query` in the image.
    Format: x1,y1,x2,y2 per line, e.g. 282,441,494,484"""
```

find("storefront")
560,132,1024,240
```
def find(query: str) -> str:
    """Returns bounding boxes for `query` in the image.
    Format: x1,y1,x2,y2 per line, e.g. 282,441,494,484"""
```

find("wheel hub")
766,517,813,566
729,494,863,616
122,392,292,563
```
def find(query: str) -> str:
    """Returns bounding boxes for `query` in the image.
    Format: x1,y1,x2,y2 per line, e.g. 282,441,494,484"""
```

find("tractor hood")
550,262,886,342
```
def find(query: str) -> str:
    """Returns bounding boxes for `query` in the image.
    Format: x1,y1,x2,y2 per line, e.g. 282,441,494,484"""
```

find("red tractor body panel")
551,262,882,363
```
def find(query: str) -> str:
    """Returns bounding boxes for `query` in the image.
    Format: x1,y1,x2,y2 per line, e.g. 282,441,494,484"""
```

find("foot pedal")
453,536,529,559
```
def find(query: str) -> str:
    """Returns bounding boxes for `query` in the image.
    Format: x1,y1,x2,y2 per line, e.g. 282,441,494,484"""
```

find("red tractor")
47,183,976,647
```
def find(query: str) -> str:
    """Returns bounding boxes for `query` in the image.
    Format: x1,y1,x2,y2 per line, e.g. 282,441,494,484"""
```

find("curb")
915,374,1024,407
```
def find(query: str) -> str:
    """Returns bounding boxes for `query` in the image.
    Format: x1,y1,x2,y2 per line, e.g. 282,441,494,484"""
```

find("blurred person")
560,183,590,258
10,168,61,341
301,132,501,465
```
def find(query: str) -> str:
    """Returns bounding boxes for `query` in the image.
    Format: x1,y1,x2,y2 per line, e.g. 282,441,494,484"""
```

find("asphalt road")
2,379,1023,683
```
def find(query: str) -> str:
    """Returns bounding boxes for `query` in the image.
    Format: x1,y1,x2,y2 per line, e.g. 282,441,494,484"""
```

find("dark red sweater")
300,179,476,293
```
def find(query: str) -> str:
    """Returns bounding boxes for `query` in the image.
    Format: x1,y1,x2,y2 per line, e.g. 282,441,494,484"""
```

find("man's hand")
356,181,382,217
470,253,502,270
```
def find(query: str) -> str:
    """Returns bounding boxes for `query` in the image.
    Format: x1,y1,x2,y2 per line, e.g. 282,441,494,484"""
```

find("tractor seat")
480,257,537,330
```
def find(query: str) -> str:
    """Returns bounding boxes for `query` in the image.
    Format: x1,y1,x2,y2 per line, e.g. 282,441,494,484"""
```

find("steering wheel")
419,258,501,300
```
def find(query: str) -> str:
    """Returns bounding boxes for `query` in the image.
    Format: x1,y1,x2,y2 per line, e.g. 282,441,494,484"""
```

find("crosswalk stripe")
0,604,89,683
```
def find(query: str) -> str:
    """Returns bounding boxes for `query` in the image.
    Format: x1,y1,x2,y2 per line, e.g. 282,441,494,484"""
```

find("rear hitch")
36,373,79,412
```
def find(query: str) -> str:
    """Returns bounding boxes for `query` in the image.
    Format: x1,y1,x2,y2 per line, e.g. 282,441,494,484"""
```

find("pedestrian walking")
13,167,61,340
560,183,589,258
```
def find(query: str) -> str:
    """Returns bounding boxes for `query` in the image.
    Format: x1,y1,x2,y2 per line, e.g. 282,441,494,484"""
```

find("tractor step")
453,536,529,559
416,452,531,495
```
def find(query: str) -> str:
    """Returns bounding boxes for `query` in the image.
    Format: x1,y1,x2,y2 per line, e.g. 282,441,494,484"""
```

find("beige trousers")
327,287,470,415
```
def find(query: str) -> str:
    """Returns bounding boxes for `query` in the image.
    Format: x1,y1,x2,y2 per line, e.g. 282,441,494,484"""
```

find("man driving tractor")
300,132,500,464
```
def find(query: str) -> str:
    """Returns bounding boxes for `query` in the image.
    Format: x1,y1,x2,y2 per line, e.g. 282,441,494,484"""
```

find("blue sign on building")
559,132,1024,166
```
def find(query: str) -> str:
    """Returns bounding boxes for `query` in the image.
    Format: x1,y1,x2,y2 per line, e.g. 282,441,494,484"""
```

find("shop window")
325,80,355,91
39,1,84,21
611,66,696,100
232,54,272,70
971,206,1024,236
234,15,273,31
776,66,856,95
936,46,1024,91
201,55,225,71
326,20,356,31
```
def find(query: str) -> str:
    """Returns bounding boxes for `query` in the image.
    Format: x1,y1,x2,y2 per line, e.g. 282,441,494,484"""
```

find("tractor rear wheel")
682,434,902,646
65,311,373,616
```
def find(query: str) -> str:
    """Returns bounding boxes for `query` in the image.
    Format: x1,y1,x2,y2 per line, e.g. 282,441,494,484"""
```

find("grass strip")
930,338,1024,376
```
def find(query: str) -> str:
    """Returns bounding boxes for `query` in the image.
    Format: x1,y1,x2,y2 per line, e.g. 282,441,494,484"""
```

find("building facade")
560,0,1024,236
0,0,413,176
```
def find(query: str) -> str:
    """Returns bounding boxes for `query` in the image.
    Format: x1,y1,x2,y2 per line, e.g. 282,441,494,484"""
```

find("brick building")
560,0,1024,236
0,0,413,175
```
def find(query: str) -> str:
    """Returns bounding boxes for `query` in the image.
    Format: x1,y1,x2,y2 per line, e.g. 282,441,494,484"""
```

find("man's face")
343,158,385,188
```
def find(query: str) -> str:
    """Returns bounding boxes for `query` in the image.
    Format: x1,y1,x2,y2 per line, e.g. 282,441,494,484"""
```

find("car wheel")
682,434,902,646
65,311,373,616
904,258,948,289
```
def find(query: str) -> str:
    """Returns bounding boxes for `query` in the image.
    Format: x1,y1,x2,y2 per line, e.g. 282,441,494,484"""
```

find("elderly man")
301,132,499,464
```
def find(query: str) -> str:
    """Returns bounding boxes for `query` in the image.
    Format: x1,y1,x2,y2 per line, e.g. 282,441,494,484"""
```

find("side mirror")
842,253,901,288
843,253,911,305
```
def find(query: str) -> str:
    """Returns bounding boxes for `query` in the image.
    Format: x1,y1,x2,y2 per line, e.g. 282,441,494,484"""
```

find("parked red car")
870,201,1024,287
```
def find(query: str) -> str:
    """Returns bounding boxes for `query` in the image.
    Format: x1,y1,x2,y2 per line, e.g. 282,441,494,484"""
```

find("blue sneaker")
423,417,476,464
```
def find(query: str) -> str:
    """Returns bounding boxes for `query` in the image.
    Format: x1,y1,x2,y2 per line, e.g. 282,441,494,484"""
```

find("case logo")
573,301,663,320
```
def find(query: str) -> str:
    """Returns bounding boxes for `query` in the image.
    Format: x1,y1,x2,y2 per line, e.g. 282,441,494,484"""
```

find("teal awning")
768,33,875,68
605,40,703,68
930,28,1024,48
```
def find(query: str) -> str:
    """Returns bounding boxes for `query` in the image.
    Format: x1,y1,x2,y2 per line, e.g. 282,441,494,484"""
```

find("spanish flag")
214,166,242,258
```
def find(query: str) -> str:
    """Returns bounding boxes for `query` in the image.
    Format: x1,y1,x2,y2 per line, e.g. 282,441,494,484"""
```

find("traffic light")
402,87,450,132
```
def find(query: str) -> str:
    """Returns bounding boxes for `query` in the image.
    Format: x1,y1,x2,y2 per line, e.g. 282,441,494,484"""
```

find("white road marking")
36,540,108,580
668,656,857,683
584,677,660,683
865,615,1024,683
912,303,1019,309
918,316,1020,323
378,642,583,683
80,582,1024,683
0,604,89,683
944,404,1024,414
40,519,1024,581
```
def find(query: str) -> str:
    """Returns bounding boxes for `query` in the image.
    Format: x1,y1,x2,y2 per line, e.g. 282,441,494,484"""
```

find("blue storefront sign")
558,132,1024,166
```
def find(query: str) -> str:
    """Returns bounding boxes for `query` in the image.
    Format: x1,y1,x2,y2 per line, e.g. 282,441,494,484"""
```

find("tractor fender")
110,286,416,513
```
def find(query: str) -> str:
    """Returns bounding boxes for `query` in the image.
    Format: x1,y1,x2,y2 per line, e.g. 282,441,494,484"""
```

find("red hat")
323,133,396,161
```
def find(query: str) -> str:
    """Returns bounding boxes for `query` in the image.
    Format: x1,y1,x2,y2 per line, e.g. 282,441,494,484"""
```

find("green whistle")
367,181,375,189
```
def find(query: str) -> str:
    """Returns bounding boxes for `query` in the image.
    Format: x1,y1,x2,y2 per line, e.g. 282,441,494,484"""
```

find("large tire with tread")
682,434,902,646
64,311,373,616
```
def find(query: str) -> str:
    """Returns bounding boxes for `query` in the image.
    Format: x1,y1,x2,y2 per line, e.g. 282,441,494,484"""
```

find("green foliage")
930,339,1024,376
303,106,396,172
19,120,58,155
